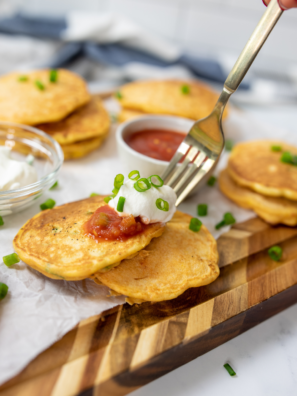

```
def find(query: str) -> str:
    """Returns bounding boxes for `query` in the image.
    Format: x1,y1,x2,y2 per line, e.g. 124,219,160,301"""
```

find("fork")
162,0,283,206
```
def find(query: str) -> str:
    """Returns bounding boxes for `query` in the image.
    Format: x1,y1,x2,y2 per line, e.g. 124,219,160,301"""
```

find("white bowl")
116,115,194,178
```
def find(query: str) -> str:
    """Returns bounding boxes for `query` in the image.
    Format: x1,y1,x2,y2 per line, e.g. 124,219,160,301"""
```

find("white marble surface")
130,105,297,396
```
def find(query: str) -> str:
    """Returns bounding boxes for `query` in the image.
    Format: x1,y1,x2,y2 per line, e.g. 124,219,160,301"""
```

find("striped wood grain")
1,217,297,396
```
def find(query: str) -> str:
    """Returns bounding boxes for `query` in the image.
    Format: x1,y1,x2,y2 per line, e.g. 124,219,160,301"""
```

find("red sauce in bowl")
125,129,186,162
84,205,146,241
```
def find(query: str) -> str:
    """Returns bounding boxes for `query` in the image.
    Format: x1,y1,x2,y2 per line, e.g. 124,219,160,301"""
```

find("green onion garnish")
3,253,20,267
49,69,58,83
128,170,140,181
224,212,236,225
112,188,119,195
197,204,208,216
0,283,8,300
189,218,202,232
280,151,297,166
134,178,151,192
271,145,282,152
281,151,293,164
49,181,58,190
104,194,116,204
215,212,236,230
18,75,28,82
40,198,56,211
90,192,99,197
225,139,234,151
224,363,236,377
35,80,45,91
155,198,169,212
181,84,190,94
148,175,164,188
0,216,4,226
114,174,124,189
207,176,216,186
115,91,123,99
268,245,282,261
117,196,126,212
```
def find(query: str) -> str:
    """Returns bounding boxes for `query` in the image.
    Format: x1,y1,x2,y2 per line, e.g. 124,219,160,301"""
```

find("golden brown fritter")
228,141,297,200
0,69,90,125
93,211,219,302
13,197,165,281
37,96,110,145
116,80,228,121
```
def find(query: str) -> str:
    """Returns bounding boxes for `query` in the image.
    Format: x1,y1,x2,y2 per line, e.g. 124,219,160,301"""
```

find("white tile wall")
5,0,297,76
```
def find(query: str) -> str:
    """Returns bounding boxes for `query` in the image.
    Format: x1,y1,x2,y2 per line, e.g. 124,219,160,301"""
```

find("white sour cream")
108,179,176,224
0,146,38,191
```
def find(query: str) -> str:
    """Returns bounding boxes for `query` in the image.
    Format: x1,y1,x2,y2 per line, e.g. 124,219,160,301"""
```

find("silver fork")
162,0,283,206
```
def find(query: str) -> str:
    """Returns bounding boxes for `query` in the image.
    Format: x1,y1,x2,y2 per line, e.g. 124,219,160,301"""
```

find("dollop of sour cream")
0,146,38,191
108,179,177,224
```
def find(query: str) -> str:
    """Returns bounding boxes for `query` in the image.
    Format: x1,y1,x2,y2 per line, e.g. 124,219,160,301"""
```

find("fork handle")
224,0,283,94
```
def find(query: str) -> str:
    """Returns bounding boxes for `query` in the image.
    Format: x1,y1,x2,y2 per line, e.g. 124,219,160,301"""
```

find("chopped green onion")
181,84,190,94
134,178,151,192
224,363,236,377
112,188,119,195
49,181,58,190
215,212,236,229
225,139,234,151
128,170,140,181
155,198,169,212
0,283,8,300
115,91,123,100
90,192,99,197
18,75,28,82
148,175,164,188
268,245,282,261
35,80,45,91
114,174,124,189
280,151,297,166
207,176,217,186
26,154,34,165
0,216,4,226
189,218,202,232
197,204,208,216
40,198,56,211
3,253,20,267
104,194,116,204
224,212,236,225
117,196,126,212
49,69,58,83
215,220,225,230
271,145,282,152
281,151,293,164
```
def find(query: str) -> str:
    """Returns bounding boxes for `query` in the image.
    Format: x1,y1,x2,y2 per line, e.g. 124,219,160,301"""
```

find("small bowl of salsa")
116,115,194,179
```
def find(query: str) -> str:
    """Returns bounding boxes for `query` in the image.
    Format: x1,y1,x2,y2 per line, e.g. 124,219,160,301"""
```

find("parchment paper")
0,107,295,385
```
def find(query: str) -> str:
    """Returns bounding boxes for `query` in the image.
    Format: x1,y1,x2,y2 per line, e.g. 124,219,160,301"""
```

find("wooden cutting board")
1,217,297,396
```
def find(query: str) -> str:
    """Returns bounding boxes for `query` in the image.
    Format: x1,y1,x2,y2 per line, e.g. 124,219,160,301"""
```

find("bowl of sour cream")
0,122,63,216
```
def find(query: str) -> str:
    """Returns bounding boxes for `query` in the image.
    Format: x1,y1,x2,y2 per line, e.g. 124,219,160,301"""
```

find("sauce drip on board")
84,205,146,241
125,129,186,162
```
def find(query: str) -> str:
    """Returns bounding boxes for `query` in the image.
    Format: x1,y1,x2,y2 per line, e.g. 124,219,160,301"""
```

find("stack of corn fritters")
219,141,297,226
0,69,110,159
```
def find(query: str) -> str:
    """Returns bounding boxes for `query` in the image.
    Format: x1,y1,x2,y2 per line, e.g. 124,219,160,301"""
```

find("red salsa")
84,205,146,241
125,129,186,162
